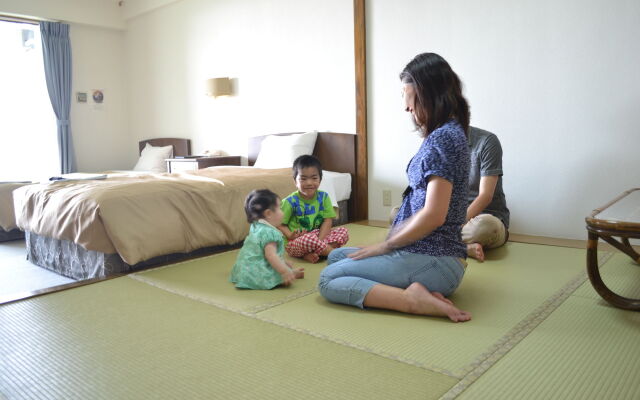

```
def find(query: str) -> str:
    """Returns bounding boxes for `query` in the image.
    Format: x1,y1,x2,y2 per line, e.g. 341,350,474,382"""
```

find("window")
0,20,58,182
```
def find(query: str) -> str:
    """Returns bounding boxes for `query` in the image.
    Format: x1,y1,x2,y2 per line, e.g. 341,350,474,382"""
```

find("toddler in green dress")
230,189,305,289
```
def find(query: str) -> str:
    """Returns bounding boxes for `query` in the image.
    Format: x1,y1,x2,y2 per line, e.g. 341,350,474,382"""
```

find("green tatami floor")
1,224,639,399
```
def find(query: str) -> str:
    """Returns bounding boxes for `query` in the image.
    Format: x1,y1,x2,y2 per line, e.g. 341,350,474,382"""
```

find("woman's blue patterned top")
391,120,470,258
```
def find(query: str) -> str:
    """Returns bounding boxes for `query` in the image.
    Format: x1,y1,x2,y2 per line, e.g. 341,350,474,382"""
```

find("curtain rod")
0,13,57,25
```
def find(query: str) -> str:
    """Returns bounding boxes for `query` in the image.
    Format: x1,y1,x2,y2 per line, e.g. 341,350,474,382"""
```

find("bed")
0,138,191,243
0,182,31,242
13,132,356,280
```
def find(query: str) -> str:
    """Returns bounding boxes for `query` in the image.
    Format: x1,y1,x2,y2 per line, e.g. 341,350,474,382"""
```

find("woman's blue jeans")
318,247,466,308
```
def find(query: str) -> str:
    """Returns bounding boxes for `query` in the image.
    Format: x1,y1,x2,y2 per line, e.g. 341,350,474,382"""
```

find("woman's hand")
348,242,391,260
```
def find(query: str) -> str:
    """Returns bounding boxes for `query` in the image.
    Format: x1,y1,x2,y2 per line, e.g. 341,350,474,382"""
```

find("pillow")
133,143,173,173
253,131,318,169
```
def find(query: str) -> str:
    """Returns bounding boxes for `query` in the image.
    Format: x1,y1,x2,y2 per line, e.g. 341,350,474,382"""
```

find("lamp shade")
206,77,232,97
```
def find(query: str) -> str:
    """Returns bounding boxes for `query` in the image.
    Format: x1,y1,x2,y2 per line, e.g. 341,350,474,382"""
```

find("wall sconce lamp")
206,77,232,98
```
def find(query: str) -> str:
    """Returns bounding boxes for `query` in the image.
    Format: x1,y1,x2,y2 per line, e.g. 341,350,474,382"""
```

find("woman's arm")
264,242,296,285
349,176,453,260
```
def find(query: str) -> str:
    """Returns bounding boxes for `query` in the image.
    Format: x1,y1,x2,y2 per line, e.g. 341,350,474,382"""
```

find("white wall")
367,0,640,239
70,23,129,171
125,0,355,161
1,0,130,171
8,0,635,240
0,0,124,29
120,0,182,20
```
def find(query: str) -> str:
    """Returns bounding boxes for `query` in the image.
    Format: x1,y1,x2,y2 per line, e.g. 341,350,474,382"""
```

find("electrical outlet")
382,190,392,207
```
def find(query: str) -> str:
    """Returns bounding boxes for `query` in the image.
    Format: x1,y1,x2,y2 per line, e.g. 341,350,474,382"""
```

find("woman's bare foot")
404,283,471,322
303,253,320,263
293,267,305,279
467,243,485,262
432,291,453,305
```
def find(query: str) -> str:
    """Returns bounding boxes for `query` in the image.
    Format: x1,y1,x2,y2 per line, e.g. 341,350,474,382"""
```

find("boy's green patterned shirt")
281,190,336,232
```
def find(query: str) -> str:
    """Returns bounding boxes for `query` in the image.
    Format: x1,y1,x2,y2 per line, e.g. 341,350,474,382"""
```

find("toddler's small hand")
280,270,296,286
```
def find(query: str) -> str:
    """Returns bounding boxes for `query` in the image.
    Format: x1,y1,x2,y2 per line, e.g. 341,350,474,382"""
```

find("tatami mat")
130,250,320,313
0,278,455,400
453,295,640,400
129,223,388,313
131,226,601,377
258,242,592,376
4,222,636,400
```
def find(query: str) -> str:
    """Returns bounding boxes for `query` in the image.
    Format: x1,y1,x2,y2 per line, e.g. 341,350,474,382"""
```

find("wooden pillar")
354,0,368,221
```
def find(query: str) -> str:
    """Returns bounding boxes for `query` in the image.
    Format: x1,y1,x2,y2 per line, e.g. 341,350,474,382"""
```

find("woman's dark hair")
244,189,279,222
292,154,323,180
400,52,470,137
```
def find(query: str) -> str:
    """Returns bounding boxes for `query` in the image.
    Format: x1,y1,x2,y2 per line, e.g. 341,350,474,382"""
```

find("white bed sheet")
319,170,352,207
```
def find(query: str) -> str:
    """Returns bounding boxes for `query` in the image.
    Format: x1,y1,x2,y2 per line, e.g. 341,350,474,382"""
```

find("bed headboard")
248,132,357,221
248,132,355,174
139,138,191,157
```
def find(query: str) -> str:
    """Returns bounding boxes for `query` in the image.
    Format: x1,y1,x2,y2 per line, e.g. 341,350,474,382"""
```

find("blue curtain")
40,21,75,173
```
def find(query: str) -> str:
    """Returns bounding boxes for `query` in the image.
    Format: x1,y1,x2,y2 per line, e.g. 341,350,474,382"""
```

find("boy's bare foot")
467,243,485,262
404,282,471,322
303,253,320,263
293,267,305,279
319,244,335,257
432,291,453,305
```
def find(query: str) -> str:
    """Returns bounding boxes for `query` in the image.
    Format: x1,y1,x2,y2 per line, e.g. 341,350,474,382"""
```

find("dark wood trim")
355,221,640,254
354,0,368,221
0,274,125,306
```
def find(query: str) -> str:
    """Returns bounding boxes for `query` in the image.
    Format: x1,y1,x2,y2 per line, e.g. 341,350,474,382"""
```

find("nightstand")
165,156,241,173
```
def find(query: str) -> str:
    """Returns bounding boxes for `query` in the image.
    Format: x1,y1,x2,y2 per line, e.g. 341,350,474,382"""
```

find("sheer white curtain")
0,20,58,182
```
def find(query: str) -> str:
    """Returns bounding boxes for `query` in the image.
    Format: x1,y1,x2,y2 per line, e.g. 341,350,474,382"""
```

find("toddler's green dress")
229,220,286,289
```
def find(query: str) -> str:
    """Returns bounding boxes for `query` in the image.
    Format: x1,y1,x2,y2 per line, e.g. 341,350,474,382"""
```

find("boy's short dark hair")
292,155,323,180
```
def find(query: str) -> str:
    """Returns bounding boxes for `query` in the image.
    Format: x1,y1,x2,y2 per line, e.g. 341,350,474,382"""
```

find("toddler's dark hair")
244,189,279,222
292,154,323,180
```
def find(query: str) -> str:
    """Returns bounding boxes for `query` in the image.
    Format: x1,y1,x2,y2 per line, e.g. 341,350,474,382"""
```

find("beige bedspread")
1,182,32,231
13,167,295,265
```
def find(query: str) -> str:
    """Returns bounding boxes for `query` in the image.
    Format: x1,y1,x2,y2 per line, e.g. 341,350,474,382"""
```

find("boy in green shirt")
279,155,349,263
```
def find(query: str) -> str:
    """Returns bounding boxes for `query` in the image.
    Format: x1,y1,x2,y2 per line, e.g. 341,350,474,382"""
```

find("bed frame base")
24,200,349,281
0,228,24,242
25,232,240,281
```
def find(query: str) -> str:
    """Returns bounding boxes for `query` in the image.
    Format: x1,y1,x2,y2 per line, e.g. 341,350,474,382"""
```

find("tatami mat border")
128,272,318,314
439,250,614,399
129,248,614,385
128,272,460,377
